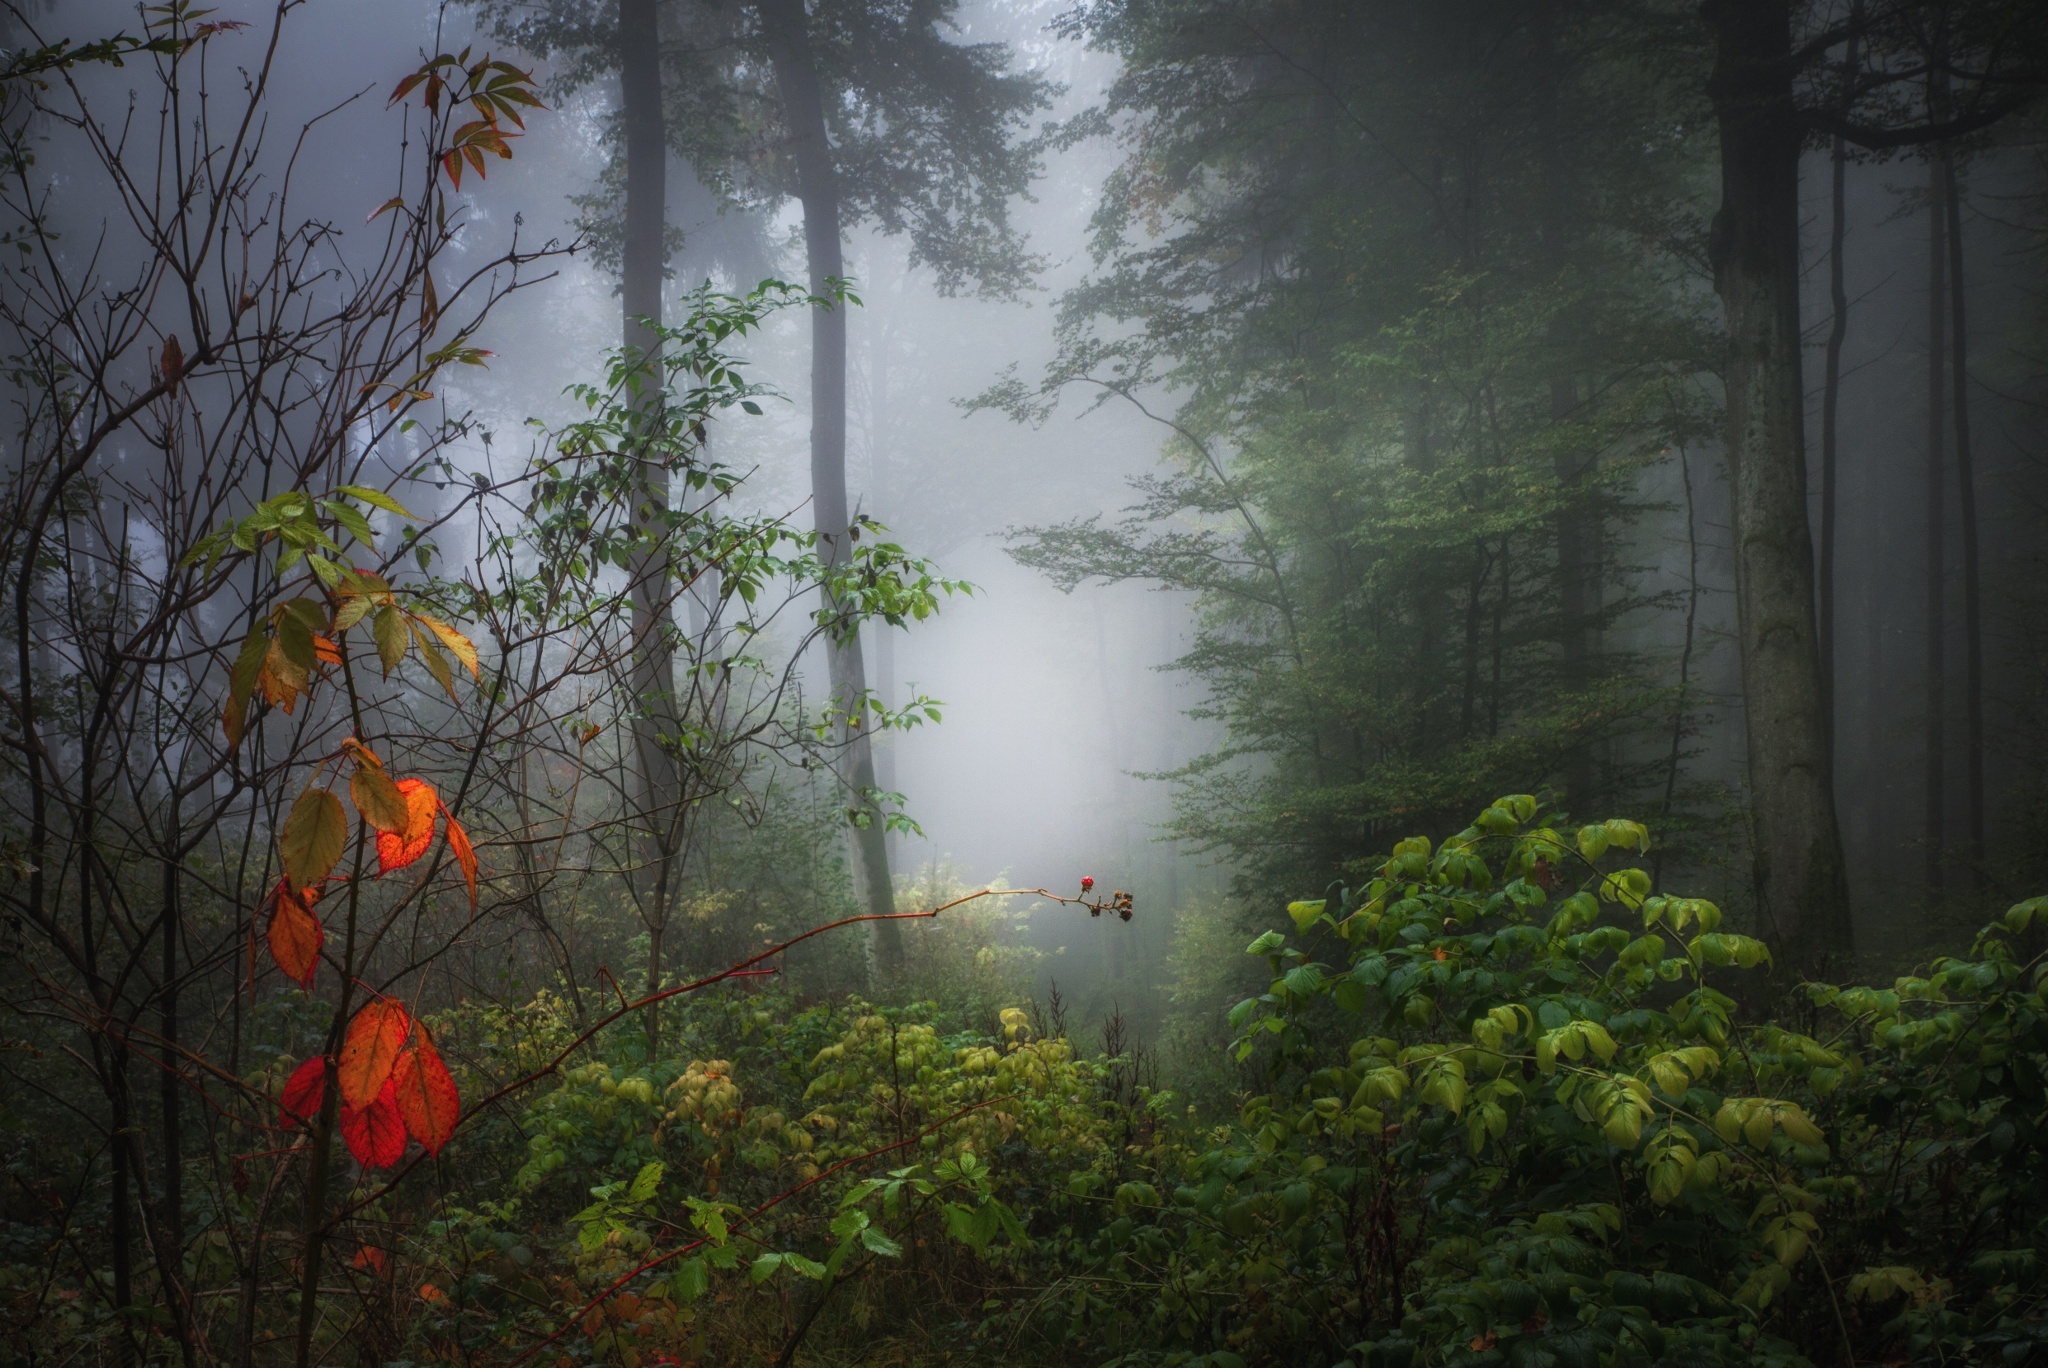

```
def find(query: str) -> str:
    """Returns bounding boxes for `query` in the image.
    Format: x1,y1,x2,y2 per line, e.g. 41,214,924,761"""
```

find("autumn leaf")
339,1078,407,1169
445,813,477,908
338,1000,412,1107
351,1245,391,1275
413,615,480,679
224,624,269,744
373,605,407,675
350,764,411,834
257,638,311,713
391,1034,460,1156
281,788,347,893
265,881,323,989
280,1056,327,1127
375,778,439,874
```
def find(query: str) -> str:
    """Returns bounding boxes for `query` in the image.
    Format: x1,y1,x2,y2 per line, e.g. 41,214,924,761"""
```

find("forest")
3,0,2048,1364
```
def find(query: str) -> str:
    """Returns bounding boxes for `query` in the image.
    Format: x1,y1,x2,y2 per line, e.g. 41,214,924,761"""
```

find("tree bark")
761,0,901,974
1923,155,1948,898
1944,158,1983,887
1534,2,1602,811
1701,0,1853,964
1818,6,1860,745
620,0,683,1045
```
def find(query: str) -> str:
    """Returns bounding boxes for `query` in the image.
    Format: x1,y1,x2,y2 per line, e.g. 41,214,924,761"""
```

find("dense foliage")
13,799,2043,1366
992,0,1723,891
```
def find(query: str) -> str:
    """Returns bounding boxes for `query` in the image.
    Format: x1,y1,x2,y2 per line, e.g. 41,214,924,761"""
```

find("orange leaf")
338,1000,411,1107
339,1078,407,1168
351,1244,390,1275
376,778,439,873
280,1056,327,1127
445,814,477,908
265,881,323,989
391,1034,460,1156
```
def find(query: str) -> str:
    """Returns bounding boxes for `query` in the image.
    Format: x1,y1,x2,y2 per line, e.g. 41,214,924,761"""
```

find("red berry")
1080,876,1094,892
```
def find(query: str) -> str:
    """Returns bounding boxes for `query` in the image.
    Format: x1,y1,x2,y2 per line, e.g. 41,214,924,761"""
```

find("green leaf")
373,605,407,675
859,1225,903,1257
1286,899,1326,932
332,484,419,519
627,1160,664,1204
669,1257,709,1303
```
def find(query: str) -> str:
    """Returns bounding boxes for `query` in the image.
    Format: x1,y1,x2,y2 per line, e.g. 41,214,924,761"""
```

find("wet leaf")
280,788,347,893
339,1078,407,1168
391,1034,460,1157
266,881,323,988
376,778,438,873
338,1000,412,1107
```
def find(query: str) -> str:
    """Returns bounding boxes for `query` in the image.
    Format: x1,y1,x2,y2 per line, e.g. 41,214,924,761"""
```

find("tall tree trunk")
1818,143,1848,724
1818,14,1860,742
761,0,901,974
1944,159,1984,886
620,0,681,1045
1923,156,1948,898
1535,2,1602,811
1702,0,1853,964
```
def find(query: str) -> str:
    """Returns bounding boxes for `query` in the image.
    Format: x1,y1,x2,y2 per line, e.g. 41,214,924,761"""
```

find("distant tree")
1697,0,2044,963
473,0,1056,973
993,0,1718,897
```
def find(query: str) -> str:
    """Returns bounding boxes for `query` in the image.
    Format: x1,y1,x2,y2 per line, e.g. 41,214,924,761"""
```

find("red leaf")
376,778,439,874
339,1079,407,1169
338,1000,412,1107
352,1244,390,1275
445,813,477,909
265,881,323,989
391,1034,460,1156
280,1056,327,1128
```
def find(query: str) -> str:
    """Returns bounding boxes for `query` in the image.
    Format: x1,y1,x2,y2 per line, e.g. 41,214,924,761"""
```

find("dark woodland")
4,0,2048,1365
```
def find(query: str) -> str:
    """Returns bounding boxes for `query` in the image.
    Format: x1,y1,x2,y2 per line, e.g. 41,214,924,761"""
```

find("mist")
7,0,2048,1363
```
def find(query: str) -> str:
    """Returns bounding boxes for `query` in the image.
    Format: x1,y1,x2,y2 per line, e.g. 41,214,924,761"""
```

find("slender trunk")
1655,444,1704,890
158,819,183,1260
292,823,366,1368
1702,0,1853,964
1534,4,1601,809
1924,156,1948,898
1943,160,1984,887
620,0,681,1045
1819,139,1847,724
761,0,900,973
1819,23,1860,739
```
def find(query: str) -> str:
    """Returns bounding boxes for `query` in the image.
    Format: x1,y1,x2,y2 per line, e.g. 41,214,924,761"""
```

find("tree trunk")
620,0,682,1046
761,0,901,974
1534,2,1602,812
1819,138,1848,724
1818,10,1860,743
1923,155,1948,898
1701,0,1853,964
1944,159,1984,887
158,819,186,1312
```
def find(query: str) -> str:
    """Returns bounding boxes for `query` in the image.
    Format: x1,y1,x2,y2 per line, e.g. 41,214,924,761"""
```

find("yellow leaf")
351,764,411,834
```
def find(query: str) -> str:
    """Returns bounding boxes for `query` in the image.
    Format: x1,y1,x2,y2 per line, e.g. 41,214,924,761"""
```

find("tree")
1697,0,2042,961
993,0,1716,894
475,0,1054,974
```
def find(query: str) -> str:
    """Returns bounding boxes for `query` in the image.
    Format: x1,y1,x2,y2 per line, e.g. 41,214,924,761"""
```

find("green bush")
989,801,2048,1368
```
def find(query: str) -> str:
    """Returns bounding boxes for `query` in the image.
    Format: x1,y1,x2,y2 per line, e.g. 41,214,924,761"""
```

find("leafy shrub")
985,801,2048,1368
